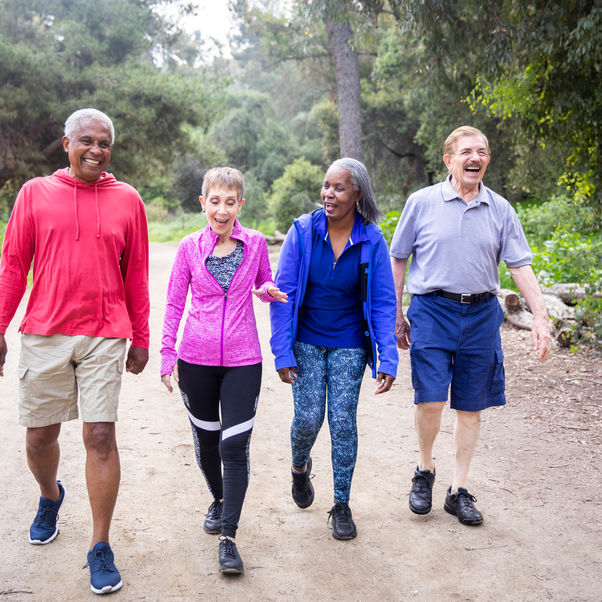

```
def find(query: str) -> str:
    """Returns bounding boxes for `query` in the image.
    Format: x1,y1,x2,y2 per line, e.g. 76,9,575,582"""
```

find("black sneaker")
218,536,244,574
444,487,483,525
409,466,436,515
291,457,314,508
204,500,223,534
327,502,357,540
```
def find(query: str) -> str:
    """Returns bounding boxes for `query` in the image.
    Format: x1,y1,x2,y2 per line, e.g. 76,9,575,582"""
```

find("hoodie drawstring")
95,184,100,238
73,185,80,241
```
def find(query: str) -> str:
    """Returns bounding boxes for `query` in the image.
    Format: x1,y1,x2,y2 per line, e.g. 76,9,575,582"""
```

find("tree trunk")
325,15,364,162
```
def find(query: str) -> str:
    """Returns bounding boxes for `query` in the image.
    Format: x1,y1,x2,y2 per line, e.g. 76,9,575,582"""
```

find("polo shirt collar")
442,175,490,205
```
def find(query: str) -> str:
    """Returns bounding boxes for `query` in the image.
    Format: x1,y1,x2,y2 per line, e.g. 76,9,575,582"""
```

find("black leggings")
177,359,262,538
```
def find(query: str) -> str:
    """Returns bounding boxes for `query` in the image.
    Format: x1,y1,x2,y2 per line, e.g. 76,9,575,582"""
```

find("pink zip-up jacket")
160,219,276,375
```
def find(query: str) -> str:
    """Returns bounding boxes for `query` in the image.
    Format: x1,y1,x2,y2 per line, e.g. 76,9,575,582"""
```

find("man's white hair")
64,108,115,145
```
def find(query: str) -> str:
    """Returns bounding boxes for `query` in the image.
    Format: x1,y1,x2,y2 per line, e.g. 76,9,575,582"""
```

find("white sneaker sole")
28,484,65,545
91,580,123,595
29,527,59,545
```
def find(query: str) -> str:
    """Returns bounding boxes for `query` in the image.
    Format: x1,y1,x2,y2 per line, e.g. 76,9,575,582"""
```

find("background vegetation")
0,0,600,348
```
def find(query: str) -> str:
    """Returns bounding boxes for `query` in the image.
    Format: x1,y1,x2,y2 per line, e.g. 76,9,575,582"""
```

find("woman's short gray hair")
328,158,383,224
64,108,115,145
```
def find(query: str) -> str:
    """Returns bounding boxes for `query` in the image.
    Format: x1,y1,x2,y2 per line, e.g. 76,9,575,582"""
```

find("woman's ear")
199,195,205,212
238,198,245,212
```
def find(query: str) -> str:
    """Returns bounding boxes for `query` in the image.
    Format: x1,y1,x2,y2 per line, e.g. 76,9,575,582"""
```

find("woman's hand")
277,366,298,384
252,285,288,303
161,363,179,393
375,372,395,395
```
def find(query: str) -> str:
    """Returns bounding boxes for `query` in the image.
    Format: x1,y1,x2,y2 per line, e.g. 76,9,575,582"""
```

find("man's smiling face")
444,134,490,194
62,119,112,183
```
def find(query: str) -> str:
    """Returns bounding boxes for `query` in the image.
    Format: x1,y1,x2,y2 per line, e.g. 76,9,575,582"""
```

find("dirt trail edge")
1,242,600,601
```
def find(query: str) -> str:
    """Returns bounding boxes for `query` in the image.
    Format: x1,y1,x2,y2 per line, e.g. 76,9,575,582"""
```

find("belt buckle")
460,293,471,304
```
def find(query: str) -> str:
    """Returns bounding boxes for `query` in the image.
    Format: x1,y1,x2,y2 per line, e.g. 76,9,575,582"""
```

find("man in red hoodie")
0,108,149,595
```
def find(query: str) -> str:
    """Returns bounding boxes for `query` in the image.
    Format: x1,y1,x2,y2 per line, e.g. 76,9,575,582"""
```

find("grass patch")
147,212,205,242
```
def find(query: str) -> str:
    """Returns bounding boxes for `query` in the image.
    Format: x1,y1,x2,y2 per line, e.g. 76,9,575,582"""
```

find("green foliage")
535,227,602,350
468,2,601,203
379,210,400,246
239,172,270,229
532,229,601,289
310,99,340,164
516,195,600,246
0,0,220,200
268,158,323,232
514,196,602,350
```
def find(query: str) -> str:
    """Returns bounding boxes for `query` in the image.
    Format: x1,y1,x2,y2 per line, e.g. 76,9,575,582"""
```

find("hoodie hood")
53,167,118,240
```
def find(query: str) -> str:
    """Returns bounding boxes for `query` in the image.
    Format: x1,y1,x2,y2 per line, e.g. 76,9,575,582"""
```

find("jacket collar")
313,209,370,246
201,218,246,243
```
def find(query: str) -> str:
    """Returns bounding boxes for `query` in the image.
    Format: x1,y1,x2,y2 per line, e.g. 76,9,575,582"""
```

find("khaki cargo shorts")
18,334,127,427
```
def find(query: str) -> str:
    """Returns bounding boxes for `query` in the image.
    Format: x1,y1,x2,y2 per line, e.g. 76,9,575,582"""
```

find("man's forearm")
391,257,409,318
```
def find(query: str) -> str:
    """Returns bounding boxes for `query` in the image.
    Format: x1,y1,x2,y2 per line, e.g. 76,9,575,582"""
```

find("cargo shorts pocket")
490,348,505,396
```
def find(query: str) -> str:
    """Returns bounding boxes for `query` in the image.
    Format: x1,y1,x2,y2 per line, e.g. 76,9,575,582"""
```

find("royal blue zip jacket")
270,209,398,379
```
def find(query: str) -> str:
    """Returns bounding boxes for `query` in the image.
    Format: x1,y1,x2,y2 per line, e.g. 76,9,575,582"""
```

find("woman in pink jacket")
160,167,286,574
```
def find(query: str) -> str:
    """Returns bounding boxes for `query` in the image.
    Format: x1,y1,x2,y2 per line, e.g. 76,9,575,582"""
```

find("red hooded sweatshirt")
0,168,150,347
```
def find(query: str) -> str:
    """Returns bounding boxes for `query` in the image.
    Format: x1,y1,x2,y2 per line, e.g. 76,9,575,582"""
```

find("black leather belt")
434,290,492,304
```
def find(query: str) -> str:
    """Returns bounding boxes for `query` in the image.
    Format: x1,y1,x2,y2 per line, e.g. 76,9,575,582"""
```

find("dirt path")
1,242,600,601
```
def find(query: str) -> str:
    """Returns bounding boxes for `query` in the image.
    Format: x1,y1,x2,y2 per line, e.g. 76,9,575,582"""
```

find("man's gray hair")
329,157,383,224
64,108,115,145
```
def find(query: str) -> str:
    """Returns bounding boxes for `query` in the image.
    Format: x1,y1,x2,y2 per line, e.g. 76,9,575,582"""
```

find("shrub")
380,210,401,245
269,159,323,233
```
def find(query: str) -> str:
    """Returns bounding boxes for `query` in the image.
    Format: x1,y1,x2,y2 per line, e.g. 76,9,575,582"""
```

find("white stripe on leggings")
222,417,255,441
186,409,221,431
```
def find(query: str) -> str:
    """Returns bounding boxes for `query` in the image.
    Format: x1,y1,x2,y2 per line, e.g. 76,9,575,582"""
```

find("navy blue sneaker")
29,481,65,544
86,542,123,595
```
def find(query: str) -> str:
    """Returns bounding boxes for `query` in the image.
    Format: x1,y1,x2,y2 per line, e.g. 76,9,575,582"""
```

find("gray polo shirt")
390,176,532,294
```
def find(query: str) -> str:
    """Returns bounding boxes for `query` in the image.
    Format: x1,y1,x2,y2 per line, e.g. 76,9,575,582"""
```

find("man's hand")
126,345,149,374
0,334,7,377
508,265,552,364
395,316,411,350
277,366,297,384
375,372,395,395
532,314,552,363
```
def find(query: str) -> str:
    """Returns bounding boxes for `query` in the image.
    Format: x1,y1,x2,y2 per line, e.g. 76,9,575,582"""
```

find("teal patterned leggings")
291,341,368,503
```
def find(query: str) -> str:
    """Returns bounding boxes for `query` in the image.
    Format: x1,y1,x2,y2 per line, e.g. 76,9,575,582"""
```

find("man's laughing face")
444,134,490,194
63,119,112,183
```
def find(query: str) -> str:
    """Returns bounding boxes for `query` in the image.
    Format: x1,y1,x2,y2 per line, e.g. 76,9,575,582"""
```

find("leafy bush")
268,159,323,233
533,227,602,350
240,173,269,228
514,195,602,350
532,229,601,287
516,195,600,245
380,210,401,245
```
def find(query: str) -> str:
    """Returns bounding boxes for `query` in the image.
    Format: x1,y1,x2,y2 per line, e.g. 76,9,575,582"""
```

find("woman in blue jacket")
270,157,398,540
